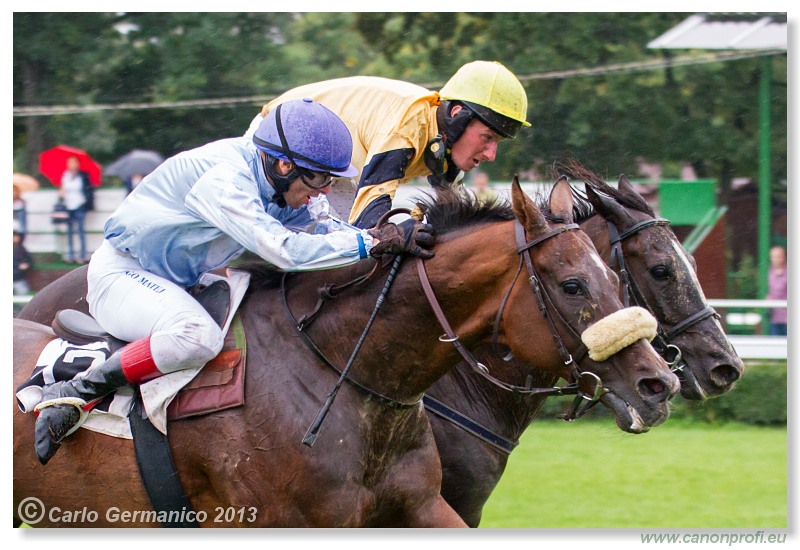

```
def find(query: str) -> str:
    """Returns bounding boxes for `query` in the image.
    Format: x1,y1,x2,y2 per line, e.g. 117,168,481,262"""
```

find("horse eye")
562,281,582,295
650,265,670,280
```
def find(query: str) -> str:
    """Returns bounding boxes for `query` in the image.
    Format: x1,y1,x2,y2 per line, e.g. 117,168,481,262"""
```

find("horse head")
580,173,744,399
492,177,679,433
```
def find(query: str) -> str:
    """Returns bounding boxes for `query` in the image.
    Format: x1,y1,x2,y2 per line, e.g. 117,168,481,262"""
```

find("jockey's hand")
368,221,435,260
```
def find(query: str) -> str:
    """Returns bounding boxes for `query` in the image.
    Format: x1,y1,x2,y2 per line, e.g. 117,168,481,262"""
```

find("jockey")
33,98,434,464
244,60,531,228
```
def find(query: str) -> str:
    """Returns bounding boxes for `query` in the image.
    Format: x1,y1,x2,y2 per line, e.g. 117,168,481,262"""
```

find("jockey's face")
269,157,332,209
448,106,504,173
283,167,331,209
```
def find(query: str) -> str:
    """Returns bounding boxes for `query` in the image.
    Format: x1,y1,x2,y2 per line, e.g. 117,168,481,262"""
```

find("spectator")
59,155,92,264
13,230,33,296
13,184,27,235
766,245,787,336
471,171,496,202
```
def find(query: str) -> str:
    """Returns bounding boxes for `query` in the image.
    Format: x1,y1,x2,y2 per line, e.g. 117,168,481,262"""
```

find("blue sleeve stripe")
357,233,367,259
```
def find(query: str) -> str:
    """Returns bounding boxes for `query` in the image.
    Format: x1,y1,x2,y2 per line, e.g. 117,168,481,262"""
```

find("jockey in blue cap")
33,98,434,464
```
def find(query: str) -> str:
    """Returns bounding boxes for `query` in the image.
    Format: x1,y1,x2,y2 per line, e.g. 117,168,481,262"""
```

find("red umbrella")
38,145,102,186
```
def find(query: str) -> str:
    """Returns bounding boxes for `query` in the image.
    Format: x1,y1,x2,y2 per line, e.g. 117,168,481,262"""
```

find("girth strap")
129,393,198,528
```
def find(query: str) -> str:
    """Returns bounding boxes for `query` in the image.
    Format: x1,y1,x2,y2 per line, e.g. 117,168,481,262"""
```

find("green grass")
479,420,787,528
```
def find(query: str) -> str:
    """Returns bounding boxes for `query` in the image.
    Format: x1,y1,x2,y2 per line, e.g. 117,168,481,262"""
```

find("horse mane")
232,259,279,292
552,159,656,217
415,189,516,234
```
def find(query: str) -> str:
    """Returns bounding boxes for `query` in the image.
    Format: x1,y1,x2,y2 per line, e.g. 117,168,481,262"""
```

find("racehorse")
425,166,744,526
14,179,678,527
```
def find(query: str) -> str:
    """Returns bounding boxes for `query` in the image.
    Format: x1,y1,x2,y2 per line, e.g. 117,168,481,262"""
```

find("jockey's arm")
185,165,373,271
348,146,416,229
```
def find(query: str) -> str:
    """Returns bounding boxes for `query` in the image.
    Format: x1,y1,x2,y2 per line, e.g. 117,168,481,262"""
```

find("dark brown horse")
14,179,678,527
425,169,744,526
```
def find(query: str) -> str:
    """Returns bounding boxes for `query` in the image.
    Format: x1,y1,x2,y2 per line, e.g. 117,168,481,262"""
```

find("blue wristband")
356,233,367,259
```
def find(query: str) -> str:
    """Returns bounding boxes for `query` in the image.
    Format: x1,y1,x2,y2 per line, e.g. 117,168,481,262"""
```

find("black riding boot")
34,351,129,465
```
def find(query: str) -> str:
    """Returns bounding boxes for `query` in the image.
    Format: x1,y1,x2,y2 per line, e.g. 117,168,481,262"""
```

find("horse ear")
584,181,636,229
617,174,636,195
511,175,549,235
549,176,574,224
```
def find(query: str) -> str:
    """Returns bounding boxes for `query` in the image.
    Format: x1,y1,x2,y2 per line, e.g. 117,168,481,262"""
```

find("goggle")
298,167,333,190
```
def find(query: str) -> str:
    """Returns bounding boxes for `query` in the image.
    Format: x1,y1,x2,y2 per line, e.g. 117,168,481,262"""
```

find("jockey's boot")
34,337,160,465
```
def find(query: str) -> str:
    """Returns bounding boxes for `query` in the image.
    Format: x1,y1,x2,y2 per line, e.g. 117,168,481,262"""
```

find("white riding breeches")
86,241,225,375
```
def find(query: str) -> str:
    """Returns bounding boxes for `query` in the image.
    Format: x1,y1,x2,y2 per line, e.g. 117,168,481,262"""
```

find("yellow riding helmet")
439,60,531,138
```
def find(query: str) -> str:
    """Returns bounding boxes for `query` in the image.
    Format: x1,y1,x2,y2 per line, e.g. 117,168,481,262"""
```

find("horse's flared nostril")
711,364,742,387
638,376,673,403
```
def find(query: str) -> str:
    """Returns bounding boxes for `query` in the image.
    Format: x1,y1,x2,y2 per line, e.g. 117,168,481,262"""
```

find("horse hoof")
34,405,80,465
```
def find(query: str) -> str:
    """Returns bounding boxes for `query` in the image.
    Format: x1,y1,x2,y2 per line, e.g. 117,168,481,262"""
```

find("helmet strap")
438,100,474,147
429,103,469,188
261,152,296,208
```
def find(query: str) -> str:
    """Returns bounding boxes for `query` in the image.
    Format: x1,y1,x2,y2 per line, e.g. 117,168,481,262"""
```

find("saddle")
49,280,246,421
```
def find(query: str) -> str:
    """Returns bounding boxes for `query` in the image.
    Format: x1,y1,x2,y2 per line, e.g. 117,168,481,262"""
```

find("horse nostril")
711,364,742,386
638,377,670,402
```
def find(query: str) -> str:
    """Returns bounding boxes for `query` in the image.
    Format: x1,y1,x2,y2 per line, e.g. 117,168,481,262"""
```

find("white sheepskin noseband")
580,306,658,362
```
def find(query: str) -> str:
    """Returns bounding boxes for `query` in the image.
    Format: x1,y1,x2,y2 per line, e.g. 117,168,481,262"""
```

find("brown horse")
14,179,678,527
425,168,744,526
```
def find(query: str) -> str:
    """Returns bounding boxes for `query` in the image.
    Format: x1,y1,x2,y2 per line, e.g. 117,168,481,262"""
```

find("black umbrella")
105,149,164,180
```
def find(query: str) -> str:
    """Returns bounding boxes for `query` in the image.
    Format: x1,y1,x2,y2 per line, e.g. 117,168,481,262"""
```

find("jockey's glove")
368,220,435,260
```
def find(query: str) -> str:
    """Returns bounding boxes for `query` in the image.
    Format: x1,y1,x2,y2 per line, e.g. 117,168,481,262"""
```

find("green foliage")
13,12,787,195
671,362,787,425
537,361,786,425
727,252,760,299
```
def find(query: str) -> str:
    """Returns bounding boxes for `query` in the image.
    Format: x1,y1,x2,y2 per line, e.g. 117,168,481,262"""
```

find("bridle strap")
610,218,671,244
416,257,489,374
606,218,720,361
417,218,594,397
516,223,581,253
416,256,581,398
514,221,588,372
662,306,719,341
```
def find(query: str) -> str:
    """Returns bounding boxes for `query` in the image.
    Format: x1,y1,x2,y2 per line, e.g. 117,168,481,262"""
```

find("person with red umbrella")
58,154,95,264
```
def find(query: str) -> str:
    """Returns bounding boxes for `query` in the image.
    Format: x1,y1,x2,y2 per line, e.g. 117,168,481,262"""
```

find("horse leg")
406,495,468,528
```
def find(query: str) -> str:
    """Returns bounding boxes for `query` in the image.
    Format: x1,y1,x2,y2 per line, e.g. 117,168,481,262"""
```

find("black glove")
368,220,435,260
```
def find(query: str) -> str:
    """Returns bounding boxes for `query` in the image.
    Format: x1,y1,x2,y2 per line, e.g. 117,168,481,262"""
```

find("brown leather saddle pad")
167,314,247,421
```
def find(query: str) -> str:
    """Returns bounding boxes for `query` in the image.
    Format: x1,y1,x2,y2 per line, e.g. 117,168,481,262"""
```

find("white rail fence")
12,295,787,360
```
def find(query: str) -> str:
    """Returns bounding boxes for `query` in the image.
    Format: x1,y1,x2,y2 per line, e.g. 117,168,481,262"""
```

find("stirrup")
34,397,93,439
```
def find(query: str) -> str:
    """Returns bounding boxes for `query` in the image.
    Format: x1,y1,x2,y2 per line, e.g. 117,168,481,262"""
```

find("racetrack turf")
479,419,787,528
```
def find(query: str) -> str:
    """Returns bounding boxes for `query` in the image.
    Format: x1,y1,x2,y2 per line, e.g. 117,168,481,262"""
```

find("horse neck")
427,348,560,442
287,222,522,404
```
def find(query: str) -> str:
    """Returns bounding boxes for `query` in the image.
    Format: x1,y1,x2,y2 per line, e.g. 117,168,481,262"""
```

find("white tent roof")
648,14,787,50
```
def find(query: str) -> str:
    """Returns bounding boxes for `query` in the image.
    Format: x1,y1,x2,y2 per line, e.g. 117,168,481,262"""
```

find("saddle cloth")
16,270,250,439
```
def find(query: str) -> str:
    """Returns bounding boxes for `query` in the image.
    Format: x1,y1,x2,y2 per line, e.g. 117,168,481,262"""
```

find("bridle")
606,217,719,398
418,219,610,426
282,213,611,449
